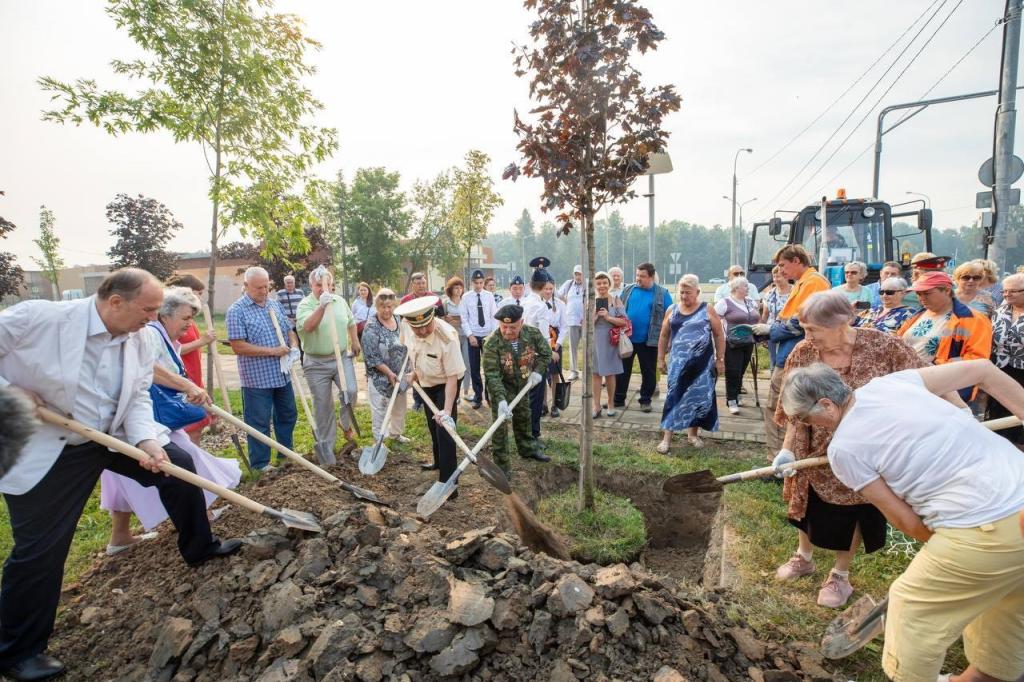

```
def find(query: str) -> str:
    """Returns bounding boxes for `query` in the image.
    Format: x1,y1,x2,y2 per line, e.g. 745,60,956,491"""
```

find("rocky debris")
56,500,834,681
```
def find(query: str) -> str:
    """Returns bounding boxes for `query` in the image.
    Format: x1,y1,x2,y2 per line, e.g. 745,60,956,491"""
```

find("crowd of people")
1,245,1023,681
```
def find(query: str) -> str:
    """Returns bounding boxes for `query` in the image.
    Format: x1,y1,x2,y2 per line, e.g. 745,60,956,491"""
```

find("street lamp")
731,147,753,266
723,195,758,269
643,152,673,267
905,190,931,206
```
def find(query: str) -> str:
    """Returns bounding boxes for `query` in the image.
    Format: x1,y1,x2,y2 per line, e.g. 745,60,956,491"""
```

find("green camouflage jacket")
481,325,552,403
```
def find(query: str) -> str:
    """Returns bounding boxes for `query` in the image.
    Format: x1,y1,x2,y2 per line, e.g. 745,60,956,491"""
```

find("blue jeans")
241,384,298,469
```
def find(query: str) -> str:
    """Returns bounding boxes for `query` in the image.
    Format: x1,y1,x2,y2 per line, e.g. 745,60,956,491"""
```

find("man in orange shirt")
765,245,831,451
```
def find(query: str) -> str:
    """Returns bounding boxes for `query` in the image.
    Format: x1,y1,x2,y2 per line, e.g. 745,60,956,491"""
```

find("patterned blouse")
361,315,407,395
992,302,1024,370
856,305,916,335
774,328,923,519
963,290,996,319
902,311,952,363
763,287,790,326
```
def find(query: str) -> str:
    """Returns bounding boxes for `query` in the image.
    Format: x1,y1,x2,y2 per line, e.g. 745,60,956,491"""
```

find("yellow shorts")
883,512,1024,682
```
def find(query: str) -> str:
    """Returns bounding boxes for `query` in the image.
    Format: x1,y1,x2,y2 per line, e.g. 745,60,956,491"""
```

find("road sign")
978,156,1024,186
670,252,681,262
976,189,1021,209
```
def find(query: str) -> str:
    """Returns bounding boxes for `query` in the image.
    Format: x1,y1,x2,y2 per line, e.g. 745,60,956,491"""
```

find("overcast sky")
0,0,1012,268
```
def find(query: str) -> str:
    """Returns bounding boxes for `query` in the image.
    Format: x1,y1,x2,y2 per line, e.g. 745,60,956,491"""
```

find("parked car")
708,277,726,284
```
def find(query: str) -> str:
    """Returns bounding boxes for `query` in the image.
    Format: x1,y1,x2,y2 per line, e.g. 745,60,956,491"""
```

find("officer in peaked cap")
396,295,467,486
528,256,551,269
482,304,552,477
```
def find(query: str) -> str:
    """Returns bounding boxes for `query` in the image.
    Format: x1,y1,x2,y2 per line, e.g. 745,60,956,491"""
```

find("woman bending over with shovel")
781,360,1024,682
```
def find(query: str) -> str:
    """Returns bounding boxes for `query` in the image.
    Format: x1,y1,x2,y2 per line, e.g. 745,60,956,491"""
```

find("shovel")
205,403,387,506
820,595,888,659
268,308,331,465
36,406,322,533
663,456,829,495
359,353,410,475
414,381,529,518
325,300,361,438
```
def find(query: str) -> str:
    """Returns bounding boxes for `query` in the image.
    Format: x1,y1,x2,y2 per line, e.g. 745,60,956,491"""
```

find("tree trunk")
205,141,222,393
337,187,347,298
578,210,595,512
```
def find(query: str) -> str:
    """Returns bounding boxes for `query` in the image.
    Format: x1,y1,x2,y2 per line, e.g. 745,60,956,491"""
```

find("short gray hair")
244,266,269,283
844,261,867,277
1003,272,1024,290
780,363,852,419
609,266,624,277
728,276,750,293
283,275,295,283
159,286,200,319
678,274,700,289
799,290,855,328
880,276,908,291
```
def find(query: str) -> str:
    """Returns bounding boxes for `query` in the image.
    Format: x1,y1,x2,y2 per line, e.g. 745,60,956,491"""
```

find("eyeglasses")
959,274,984,281
880,289,904,295
730,271,745,276
844,270,860,275
377,294,396,301
1004,289,1024,295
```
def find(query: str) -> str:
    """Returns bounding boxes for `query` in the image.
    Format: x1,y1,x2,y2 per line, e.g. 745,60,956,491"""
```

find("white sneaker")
391,434,411,444
727,400,740,415
256,464,276,473
106,531,159,556
566,370,580,382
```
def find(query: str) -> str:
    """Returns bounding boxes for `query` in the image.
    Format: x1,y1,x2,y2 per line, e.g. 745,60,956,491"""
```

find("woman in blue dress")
656,274,726,452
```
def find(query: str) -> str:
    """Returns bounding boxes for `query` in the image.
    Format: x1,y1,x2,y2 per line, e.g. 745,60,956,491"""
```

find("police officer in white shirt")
456,269,497,408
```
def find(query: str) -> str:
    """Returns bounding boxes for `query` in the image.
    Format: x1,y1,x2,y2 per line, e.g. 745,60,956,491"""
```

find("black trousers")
0,441,216,666
529,364,550,438
421,380,460,484
467,336,486,402
724,343,754,402
614,343,659,406
988,365,1024,444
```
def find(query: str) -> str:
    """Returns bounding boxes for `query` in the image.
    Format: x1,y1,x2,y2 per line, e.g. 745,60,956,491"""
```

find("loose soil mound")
51,462,837,681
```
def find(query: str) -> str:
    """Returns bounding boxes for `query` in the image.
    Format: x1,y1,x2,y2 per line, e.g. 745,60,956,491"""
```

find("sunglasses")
377,293,396,300
959,274,984,281
880,289,904,295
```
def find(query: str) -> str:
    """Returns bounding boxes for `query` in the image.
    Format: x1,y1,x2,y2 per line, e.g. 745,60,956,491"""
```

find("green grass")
538,487,647,564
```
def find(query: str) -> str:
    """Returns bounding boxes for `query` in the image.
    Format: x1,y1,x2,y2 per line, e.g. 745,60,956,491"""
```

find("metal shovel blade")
263,507,323,533
338,481,389,506
820,595,887,659
358,438,389,475
662,469,723,495
417,477,459,518
344,402,361,438
475,453,512,494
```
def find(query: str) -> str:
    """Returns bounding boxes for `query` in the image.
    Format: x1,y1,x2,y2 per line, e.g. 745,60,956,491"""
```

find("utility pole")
335,171,348,297
990,0,1022,272
731,148,752,266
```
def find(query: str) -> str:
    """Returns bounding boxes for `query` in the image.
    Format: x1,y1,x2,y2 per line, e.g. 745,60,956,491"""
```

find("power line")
779,0,966,207
805,13,997,200
743,0,944,181
754,0,952,217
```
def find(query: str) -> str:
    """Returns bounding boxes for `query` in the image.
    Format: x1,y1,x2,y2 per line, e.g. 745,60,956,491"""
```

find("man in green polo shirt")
296,267,362,464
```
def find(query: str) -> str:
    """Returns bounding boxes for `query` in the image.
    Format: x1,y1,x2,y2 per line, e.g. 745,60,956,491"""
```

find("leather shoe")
550,406,560,417
640,403,652,413
420,463,439,471
525,452,551,463
471,401,482,410
188,537,243,567
1,653,66,680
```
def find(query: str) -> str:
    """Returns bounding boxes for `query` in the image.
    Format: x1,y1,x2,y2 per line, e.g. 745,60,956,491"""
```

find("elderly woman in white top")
713,276,760,414
834,260,873,308
780,360,1024,682
100,287,241,555
608,266,625,298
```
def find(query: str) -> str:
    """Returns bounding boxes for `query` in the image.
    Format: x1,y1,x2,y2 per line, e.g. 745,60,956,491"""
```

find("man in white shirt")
457,269,497,409
557,265,586,379
780,360,1024,682
714,265,762,303
0,269,241,681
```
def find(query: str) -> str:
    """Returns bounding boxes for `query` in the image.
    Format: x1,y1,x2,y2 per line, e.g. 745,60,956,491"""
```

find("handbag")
553,370,572,410
726,323,756,349
610,319,634,359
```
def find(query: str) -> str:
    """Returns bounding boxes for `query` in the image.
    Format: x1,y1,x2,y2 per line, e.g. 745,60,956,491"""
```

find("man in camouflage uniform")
482,304,552,474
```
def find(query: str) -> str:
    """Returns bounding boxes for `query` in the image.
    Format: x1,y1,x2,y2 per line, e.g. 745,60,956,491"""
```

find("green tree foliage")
342,168,413,287
106,193,181,280
38,0,337,383
514,208,535,274
218,227,331,287
0,198,25,298
507,0,680,510
452,150,503,274
32,206,64,300
409,170,463,289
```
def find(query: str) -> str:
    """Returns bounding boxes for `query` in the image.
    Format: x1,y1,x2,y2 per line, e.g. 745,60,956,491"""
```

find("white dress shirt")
558,279,586,326
544,297,570,346
67,303,129,445
458,288,498,337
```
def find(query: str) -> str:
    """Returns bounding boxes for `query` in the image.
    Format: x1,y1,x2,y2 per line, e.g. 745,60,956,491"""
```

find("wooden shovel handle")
206,403,339,485
470,381,534,456
325,303,352,395
37,406,269,517
380,353,410,428
412,382,477,460
268,309,319,441
201,303,232,415
722,455,830,483
984,415,1021,431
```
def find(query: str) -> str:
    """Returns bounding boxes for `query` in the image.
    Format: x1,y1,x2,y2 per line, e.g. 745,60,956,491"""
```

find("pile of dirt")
52,468,837,681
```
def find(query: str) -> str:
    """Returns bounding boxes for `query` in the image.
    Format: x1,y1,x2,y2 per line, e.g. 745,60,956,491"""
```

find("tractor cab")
747,190,933,292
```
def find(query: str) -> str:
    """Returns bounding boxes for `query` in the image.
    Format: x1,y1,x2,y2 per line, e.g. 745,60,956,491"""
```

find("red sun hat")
910,271,954,292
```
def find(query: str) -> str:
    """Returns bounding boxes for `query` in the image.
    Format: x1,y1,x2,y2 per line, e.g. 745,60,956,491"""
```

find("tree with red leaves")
506,0,680,510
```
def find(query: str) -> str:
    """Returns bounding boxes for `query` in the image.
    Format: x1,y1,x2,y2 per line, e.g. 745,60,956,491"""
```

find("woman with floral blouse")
989,273,1024,444
856,276,916,334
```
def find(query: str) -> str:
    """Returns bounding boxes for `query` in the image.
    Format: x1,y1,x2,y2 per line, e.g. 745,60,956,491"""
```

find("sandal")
656,441,670,454
687,436,705,448
106,531,159,556
592,409,603,419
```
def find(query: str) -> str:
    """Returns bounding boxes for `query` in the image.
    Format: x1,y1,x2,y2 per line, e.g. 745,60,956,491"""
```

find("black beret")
471,269,485,280
510,274,524,286
494,304,524,323
528,256,551,268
